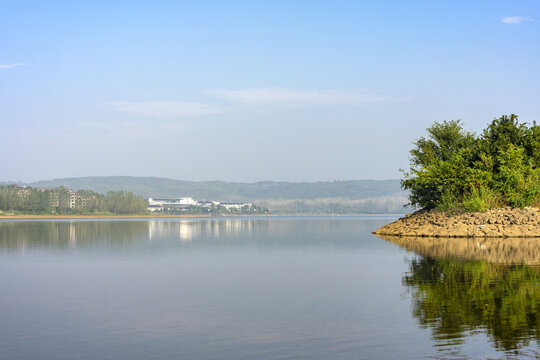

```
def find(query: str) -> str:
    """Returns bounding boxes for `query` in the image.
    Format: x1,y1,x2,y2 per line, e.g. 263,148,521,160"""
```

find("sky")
1,0,539,183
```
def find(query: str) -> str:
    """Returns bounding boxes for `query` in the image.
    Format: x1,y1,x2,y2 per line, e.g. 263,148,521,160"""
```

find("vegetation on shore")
19,177,407,214
402,114,540,212
153,203,269,216
26,177,403,200
0,185,147,215
0,185,267,216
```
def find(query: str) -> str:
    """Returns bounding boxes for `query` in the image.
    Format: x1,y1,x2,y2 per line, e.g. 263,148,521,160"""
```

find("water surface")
0,217,538,359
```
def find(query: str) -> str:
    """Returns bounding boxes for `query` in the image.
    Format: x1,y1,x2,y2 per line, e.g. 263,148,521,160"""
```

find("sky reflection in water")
0,218,538,359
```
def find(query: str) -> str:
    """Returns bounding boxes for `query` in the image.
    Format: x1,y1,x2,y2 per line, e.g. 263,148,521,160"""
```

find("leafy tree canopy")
402,114,540,212
0,186,147,214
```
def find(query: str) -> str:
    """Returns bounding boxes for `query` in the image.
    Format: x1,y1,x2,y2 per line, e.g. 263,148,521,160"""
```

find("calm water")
0,217,538,359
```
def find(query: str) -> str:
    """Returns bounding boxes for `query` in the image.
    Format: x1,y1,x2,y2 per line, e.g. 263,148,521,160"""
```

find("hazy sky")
2,1,539,182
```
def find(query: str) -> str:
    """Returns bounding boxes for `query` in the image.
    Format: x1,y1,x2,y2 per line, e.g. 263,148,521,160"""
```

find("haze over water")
1,217,538,359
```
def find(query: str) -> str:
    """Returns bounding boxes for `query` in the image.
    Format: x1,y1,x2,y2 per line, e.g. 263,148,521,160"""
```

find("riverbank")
0,214,213,219
373,206,540,238
0,213,403,220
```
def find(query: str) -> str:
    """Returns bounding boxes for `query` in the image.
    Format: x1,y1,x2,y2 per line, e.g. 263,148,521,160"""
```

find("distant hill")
27,176,402,199
25,176,408,214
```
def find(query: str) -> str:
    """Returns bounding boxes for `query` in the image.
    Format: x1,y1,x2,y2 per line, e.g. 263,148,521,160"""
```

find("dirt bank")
373,207,540,238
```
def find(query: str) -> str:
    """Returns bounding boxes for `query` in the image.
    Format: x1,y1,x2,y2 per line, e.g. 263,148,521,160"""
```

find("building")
220,202,253,211
47,188,97,209
146,196,258,213
199,201,220,208
68,189,96,209
147,197,198,212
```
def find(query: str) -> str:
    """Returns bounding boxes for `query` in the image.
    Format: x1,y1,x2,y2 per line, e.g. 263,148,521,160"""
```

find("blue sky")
1,1,539,182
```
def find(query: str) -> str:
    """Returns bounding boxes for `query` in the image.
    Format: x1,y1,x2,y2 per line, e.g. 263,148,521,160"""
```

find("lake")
0,217,538,359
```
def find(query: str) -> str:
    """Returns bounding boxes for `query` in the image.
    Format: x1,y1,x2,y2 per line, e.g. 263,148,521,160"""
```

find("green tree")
401,120,478,209
494,145,540,207
101,191,147,214
402,115,540,211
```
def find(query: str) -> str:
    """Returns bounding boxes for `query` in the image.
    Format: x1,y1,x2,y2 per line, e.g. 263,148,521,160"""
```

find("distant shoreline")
0,214,212,219
0,213,404,220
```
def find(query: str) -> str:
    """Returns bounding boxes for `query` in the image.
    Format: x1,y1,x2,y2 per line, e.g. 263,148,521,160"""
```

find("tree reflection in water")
403,256,540,352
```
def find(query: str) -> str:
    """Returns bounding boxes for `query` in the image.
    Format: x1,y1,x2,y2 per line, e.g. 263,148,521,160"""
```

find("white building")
147,197,256,213
147,197,198,212
220,202,253,211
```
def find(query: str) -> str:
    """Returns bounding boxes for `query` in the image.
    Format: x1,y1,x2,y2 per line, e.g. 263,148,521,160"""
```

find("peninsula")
375,114,540,238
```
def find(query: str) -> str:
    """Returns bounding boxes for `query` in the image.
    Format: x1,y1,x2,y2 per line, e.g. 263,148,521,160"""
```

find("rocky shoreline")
373,206,540,238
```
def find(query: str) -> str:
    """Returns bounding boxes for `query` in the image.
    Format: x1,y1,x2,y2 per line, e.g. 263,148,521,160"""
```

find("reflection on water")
0,218,379,252
2,218,539,359
379,235,540,265
2,217,413,360
148,219,259,242
403,257,540,353
379,234,540,355
0,220,149,250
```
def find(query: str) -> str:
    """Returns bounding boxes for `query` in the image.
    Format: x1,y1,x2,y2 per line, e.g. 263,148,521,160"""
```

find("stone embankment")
373,207,540,238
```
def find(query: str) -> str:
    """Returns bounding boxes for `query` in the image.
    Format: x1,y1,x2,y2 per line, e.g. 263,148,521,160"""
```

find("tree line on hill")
20,178,407,214
402,114,540,212
0,185,147,214
27,177,404,202
256,196,408,214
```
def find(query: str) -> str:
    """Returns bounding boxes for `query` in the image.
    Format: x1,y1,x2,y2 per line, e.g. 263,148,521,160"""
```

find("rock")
373,207,540,238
